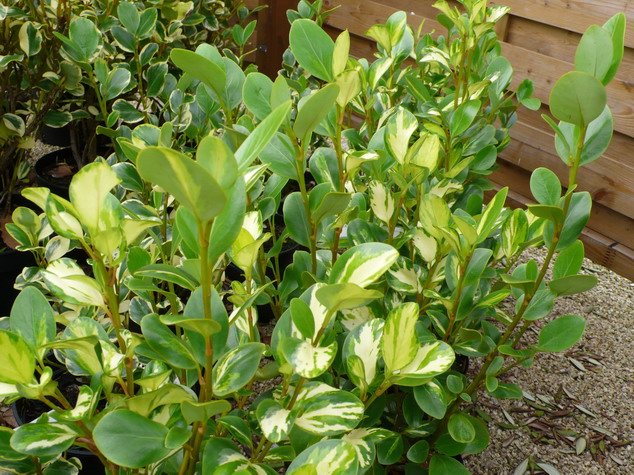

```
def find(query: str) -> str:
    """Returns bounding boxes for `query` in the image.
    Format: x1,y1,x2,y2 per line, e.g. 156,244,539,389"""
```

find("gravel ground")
464,247,634,474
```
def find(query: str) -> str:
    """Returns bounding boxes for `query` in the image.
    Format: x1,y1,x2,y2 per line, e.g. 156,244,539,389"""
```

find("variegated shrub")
0,1,625,474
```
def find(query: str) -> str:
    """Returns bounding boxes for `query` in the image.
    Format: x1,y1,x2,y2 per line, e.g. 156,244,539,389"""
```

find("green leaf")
602,13,626,85
102,68,131,101
209,176,247,265
545,192,592,250
575,25,613,82
330,243,399,288
197,136,238,190
553,240,584,279
213,343,264,396
521,289,555,321
93,410,170,468
137,146,226,223
146,62,168,97
429,454,469,475
10,287,55,360
159,314,220,338
549,274,597,296
141,314,198,369
66,17,101,62
556,106,613,167
181,400,231,424
382,303,419,374
0,330,35,385
290,298,315,341
137,8,158,39
10,422,76,457
235,100,292,172
295,390,364,436
281,337,337,378
243,72,273,120
19,22,42,57
538,315,586,352
117,2,140,35
377,434,404,465
312,192,351,224
549,71,606,126
283,192,310,247
528,204,564,223
476,187,508,242
69,161,121,236
170,48,226,99
218,416,252,448
451,99,481,137
289,19,335,82
448,413,476,443
530,168,561,205
294,84,340,140
315,283,383,314
407,440,430,464
112,99,144,123
260,133,298,180
256,399,296,443
413,381,448,419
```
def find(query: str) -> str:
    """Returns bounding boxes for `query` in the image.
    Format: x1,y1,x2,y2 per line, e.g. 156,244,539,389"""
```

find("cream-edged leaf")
329,243,399,288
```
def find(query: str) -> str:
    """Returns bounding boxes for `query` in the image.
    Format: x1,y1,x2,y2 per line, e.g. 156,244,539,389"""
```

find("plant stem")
198,220,214,400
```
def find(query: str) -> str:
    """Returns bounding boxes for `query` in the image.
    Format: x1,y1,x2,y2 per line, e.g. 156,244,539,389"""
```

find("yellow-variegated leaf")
256,399,296,443
281,337,337,379
287,440,358,474
0,330,36,385
295,390,364,435
408,132,441,170
385,108,418,164
42,258,104,307
382,302,419,374
69,161,121,236
343,319,384,390
213,343,265,397
393,341,455,386
368,181,395,224
332,30,350,77
329,243,399,288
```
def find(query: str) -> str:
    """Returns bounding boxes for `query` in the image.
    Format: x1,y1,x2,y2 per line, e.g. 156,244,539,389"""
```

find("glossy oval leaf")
289,19,335,82
93,410,170,468
538,314,586,352
137,146,226,223
329,243,399,288
549,71,606,126
213,342,265,397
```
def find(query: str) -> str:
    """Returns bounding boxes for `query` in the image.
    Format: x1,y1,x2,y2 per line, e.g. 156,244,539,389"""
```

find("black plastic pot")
0,246,35,317
12,373,104,474
0,193,38,316
34,148,77,199
40,124,71,147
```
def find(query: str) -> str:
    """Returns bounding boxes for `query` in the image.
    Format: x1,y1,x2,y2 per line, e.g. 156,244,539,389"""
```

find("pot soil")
12,371,104,474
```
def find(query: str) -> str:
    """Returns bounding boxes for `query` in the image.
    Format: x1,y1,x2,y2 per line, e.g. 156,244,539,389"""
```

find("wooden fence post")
256,0,297,78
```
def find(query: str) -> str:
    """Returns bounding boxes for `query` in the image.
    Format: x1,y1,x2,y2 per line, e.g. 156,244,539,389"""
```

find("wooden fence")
253,1,634,280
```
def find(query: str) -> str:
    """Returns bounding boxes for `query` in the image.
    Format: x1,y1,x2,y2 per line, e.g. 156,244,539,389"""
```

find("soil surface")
463,247,634,474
